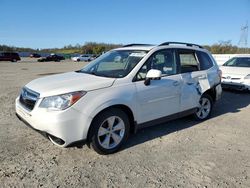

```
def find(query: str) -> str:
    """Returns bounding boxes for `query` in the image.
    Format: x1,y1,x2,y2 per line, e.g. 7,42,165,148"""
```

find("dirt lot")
0,58,250,187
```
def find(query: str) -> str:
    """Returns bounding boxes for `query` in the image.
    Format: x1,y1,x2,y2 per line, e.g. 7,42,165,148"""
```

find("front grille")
19,87,40,111
222,77,241,80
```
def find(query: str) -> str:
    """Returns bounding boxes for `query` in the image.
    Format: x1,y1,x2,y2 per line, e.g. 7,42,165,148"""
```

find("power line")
238,21,248,48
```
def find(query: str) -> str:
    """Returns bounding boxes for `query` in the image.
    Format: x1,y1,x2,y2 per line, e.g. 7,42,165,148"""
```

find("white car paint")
25,72,115,97
16,44,222,148
220,55,250,90
71,54,94,62
213,54,250,66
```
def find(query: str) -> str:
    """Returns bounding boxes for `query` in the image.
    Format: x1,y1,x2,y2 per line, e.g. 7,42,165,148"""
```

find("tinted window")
136,49,177,80
223,57,250,67
197,51,214,70
178,50,199,73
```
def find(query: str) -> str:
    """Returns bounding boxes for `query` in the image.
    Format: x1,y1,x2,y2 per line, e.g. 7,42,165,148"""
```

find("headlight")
244,74,250,79
39,91,86,110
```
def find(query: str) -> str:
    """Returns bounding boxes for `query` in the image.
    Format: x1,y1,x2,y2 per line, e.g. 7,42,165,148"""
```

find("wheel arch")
202,86,217,102
87,104,136,142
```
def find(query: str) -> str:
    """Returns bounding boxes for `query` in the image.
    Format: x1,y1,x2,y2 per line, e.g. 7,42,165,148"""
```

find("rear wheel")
194,94,213,121
89,108,130,154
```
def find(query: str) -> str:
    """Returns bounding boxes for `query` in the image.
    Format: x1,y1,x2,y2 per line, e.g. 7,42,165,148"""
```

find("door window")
178,50,199,73
136,49,177,81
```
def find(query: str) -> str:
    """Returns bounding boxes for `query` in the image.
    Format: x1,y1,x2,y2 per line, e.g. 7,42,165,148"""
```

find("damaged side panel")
180,67,218,111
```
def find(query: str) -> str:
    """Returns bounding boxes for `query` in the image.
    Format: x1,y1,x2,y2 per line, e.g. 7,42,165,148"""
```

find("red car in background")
0,52,21,62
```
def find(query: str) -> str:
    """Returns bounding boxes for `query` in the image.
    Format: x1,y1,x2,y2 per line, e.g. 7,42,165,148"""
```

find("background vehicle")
71,54,95,62
220,55,250,91
0,52,21,62
16,42,222,154
30,53,41,58
38,54,65,62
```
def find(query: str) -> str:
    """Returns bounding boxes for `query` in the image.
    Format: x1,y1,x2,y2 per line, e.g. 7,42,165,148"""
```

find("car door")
134,49,182,124
177,49,209,111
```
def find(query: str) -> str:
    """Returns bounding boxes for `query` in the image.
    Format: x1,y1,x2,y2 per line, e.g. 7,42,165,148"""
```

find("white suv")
16,42,222,154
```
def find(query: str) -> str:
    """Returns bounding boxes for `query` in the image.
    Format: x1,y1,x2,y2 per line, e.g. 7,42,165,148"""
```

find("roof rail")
159,42,203,49
122,43,154,47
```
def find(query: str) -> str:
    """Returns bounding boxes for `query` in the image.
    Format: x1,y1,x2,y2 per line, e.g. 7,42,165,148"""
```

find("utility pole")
238,21,248,53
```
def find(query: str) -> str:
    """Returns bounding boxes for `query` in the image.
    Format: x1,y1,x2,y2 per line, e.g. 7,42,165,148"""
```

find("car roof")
115,45,156,51
115,44,209,53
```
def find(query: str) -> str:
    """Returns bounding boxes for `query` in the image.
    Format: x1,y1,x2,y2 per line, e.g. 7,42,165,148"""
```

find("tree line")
0,41,249,54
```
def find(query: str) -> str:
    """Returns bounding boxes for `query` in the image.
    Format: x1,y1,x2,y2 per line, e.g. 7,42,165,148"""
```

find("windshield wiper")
76,70,114,78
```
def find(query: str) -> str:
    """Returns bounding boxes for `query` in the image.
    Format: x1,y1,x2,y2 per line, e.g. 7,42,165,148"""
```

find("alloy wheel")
196,97,211,119
97,116,125,149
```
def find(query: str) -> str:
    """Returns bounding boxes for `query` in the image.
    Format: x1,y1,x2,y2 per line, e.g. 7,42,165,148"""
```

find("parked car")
0,52,21,62
38,54,65,62
220,55,250,91
30,53,41,58
71,54,95,62
16,42,222,154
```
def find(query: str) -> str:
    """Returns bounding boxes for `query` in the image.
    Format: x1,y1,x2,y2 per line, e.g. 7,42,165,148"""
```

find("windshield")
77,50,148,78
223,57,250,67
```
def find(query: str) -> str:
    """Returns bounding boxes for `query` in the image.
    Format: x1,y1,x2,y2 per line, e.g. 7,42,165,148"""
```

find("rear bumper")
215,84,222,101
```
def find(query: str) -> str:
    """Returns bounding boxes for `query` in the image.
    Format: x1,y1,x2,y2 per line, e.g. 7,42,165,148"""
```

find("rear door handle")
173,81,180,86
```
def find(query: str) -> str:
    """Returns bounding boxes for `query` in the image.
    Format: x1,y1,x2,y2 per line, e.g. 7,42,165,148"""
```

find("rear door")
134,49,182,124
177,49,209,111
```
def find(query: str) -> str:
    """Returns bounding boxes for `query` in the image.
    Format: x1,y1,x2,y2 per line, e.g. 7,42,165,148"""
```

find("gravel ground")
0,58,250,187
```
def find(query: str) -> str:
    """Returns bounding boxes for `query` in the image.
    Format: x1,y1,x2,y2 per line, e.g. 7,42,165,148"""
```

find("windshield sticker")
129,52,146,57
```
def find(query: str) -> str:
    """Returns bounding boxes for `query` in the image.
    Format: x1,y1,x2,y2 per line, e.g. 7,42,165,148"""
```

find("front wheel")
89,108,130,155
194,94,213,121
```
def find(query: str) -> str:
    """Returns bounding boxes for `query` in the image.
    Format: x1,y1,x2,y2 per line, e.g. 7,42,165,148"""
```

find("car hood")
220,66,250,76
25,72,116,97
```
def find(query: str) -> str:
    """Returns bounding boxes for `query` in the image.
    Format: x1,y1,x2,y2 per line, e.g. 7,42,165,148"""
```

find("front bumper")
221,80,250,91
15,97,92,147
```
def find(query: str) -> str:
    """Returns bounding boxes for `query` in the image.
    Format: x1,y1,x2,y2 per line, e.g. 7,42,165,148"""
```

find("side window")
136,49,176,81
197,51,214,70
178,50,199,73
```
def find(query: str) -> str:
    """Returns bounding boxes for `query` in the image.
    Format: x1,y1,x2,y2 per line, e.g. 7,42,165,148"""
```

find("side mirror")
144,69,162,86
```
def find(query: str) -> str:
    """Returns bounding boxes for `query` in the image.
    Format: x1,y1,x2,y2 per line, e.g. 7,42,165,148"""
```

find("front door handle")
173,81,180,86
187,82,195,85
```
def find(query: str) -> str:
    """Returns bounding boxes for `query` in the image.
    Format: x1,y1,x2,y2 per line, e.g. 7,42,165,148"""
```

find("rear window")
196,51,214,70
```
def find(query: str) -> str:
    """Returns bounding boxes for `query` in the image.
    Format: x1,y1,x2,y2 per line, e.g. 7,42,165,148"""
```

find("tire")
89,108,130,155
12,59,17,62
77,59,80,62
193,94,213,121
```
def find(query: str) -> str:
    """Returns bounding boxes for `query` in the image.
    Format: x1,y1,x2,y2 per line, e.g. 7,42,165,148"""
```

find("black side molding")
135,108,197,131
